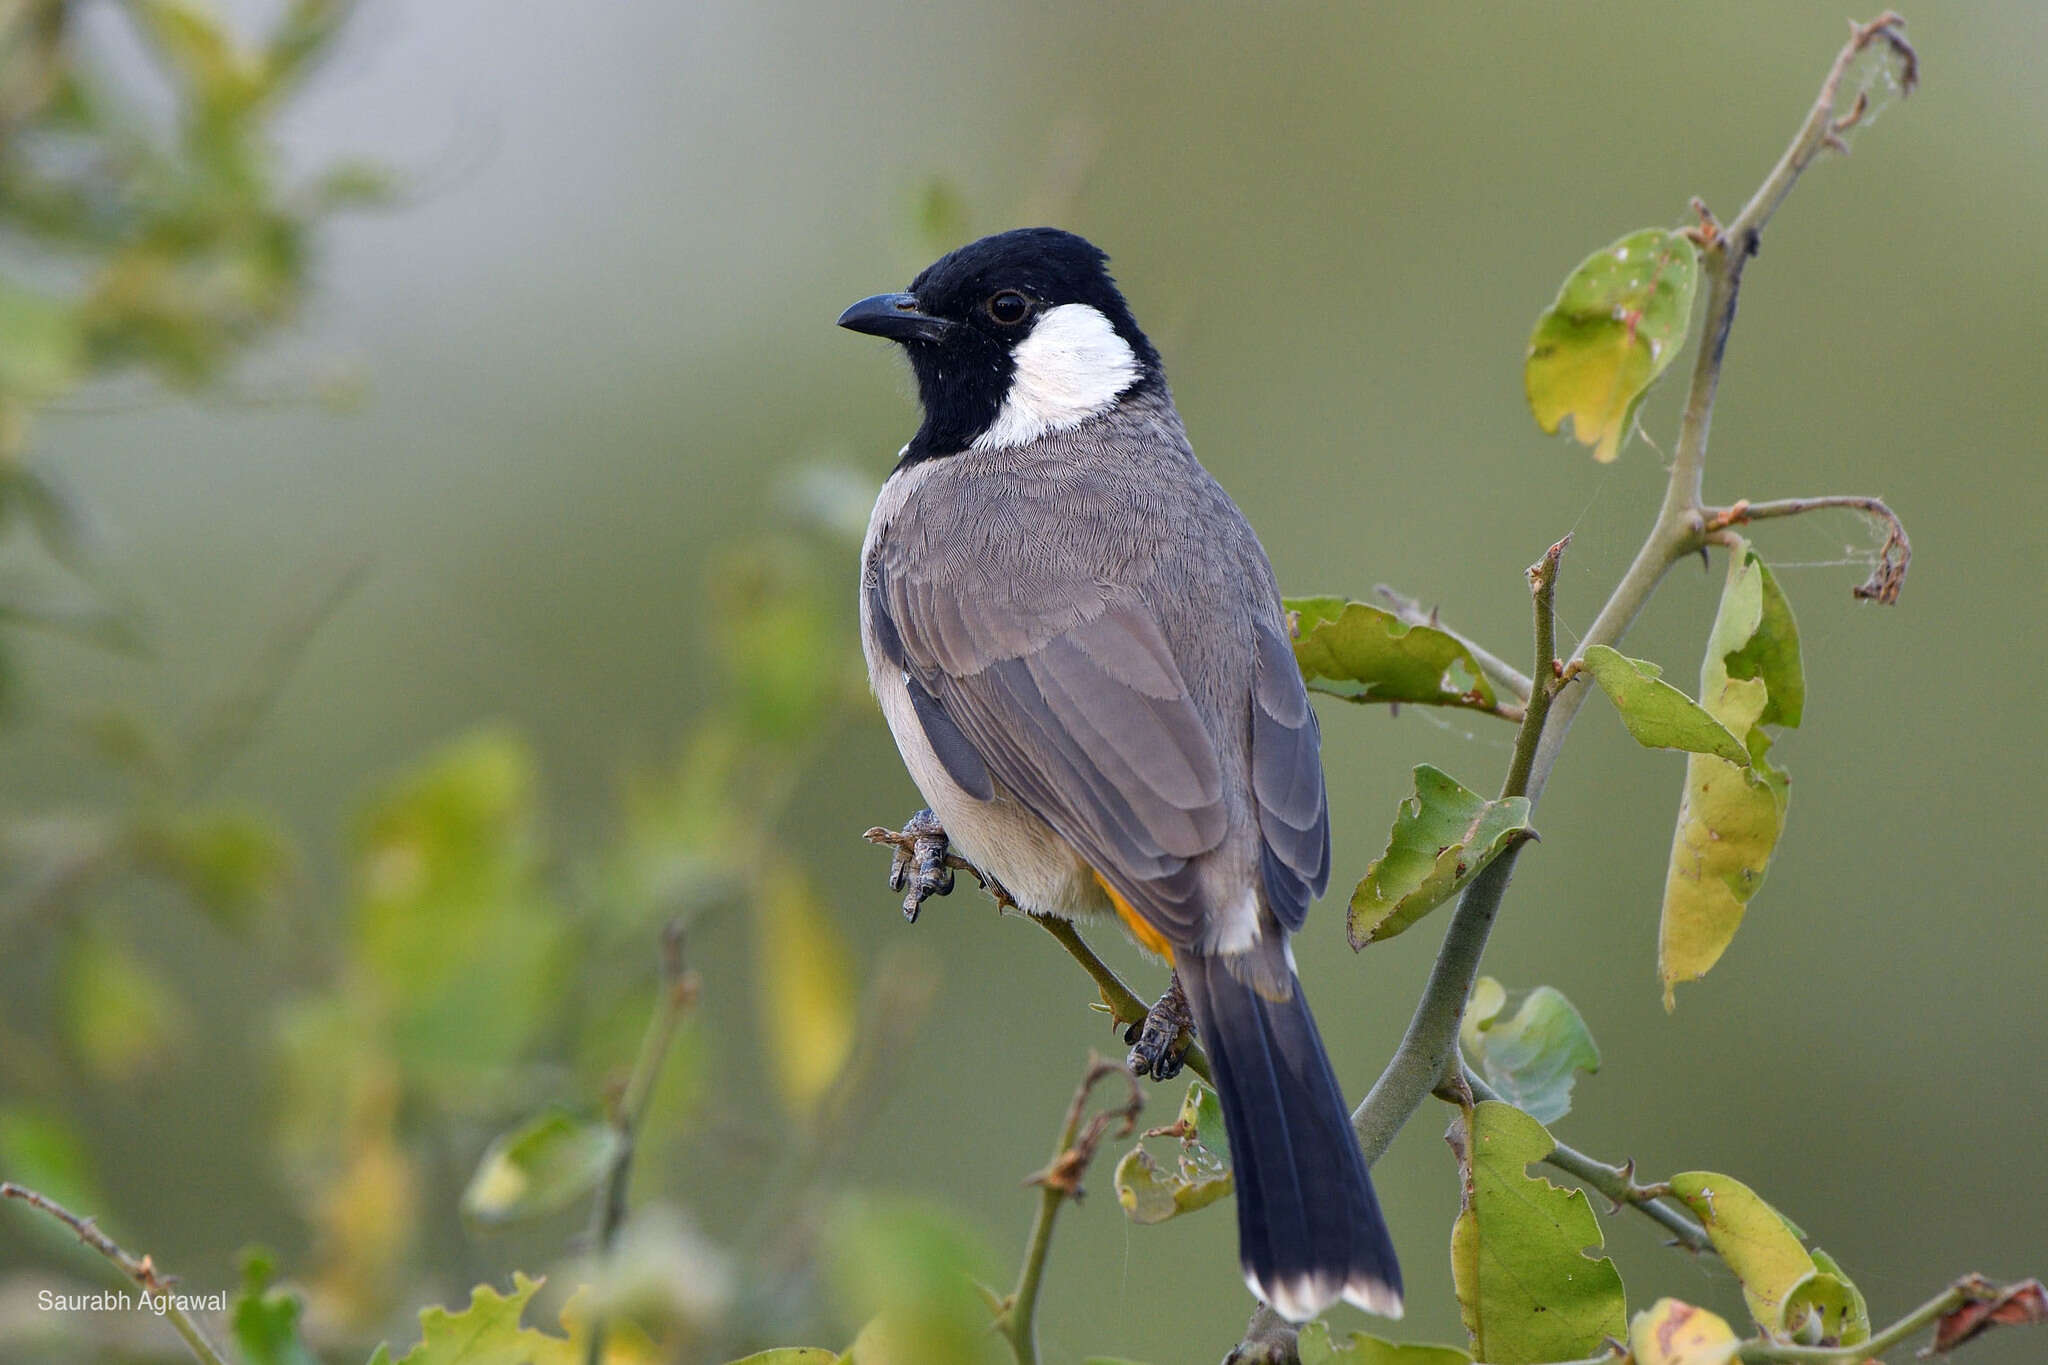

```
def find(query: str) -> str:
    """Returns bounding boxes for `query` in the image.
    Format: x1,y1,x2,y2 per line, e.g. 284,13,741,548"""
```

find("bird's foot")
863,808,955,922
1125,970,1195,1082
862,810,1015,921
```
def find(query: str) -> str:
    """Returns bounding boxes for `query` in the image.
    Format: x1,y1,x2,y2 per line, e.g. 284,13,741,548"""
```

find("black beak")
837,292,955,344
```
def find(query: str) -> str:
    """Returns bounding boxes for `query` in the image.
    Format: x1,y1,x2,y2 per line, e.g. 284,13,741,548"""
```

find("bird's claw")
1125,971,1195,1082
866,808,955,922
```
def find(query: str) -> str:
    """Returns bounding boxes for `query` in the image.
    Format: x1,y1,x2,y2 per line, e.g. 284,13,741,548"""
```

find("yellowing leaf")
1350,767,1532,946
1526,228,1699,462
1660,544,1803,1007
1448,1102,1626,1364
1287,598,1500,711
1668,1171,1812,1330
756,871,855,1115
1629,1298,1742,1365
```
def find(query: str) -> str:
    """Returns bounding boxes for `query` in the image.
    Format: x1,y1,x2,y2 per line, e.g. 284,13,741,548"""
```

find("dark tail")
1178,949,1403,1322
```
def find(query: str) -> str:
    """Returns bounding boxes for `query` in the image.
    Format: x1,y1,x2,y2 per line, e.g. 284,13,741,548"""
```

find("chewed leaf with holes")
1629,1299,1742,1365
1459,978,1600,1124
1350,767,1532,947
1660,542,1803,1007
1114,1080,1232,1224
1449,1102,1626,1364
1526,228,1699,462
1286,598,1500,711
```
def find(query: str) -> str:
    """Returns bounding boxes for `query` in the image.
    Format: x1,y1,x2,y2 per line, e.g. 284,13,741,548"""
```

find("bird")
837,227,1401,1323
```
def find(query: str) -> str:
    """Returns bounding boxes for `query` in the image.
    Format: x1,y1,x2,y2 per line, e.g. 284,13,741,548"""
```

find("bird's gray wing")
1249,616,1330,931
867,543,1228,944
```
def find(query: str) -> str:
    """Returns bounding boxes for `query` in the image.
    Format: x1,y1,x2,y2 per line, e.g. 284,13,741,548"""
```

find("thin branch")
1459,1064,1710,1254
583,923,698,1365
999,1056,1143,1365
1736,1273,2007,1362
1726,13,1917,244
1707,494,1911,603
1030,910,1212,1085
1352,537,1566,1165
0,1183,229,1365
1374,584,1536,704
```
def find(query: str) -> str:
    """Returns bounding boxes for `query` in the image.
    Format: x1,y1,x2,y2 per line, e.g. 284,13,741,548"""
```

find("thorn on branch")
1684,196,1721,247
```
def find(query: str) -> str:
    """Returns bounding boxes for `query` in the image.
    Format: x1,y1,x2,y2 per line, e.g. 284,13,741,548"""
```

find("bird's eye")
986,290,1031,325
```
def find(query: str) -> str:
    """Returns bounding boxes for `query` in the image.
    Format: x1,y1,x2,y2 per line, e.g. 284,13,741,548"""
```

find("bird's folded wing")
1249,617,1330,931
869,552,1226,943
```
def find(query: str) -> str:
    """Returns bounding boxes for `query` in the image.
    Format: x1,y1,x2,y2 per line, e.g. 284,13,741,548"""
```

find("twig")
1374,584,1536,704
0,1183,229,1365
1029,911,1212,1085
1736,1273,2006,1362
583,922,698,1365
1706,494,1911,603
999,1055,1143,1365
1351,537,1566,1165
1459,1064,1710,1254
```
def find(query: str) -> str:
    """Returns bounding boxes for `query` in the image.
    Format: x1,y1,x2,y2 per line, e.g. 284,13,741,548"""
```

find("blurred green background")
1,1,2043,1362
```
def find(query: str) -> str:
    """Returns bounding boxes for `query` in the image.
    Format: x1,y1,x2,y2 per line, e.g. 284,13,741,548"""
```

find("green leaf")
1286,597,1500,711
1798,1249,1870,1345
1349,766,1532,946
461,1107,622,1225
1526,228,1700,462
728,1352,841,1364
61,927,189,1083
230,1248,319,1365
0,277,85,404
1114,1080,1233,1225
826,1196,999,1365
710,542,841,745
1582,646,1749,765
354,728,564,1087
137,804,296,930
1298,1321,1472,1364
1660,543,1803,1008
1629,1298,1742,1365
755,869,855,1116
1448,1101,1626,1365
0,1106,105,1226
1668,1171,1813,1331
365,1273,575,1365
1459,978,1600,1124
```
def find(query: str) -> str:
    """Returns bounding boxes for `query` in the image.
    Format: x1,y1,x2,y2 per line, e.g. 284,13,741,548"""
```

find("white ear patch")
972,303,1141,450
